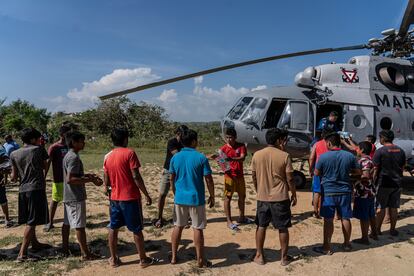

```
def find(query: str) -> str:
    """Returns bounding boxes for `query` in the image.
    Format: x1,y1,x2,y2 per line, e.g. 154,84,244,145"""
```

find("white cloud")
42,66,268,122
158,89,177,103
251,85,267,91
155,82,251,121
67,68,160,102
44,68,161,112
194,76,203,85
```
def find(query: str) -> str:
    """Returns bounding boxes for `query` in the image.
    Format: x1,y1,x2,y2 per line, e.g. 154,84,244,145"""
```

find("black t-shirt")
372,144,406,188
163,138,183,170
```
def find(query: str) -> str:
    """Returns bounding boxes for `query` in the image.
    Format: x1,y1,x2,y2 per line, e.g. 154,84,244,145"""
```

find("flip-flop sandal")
108,256,122,268
281,255,294,266
228,223,240,231
312,246,333,255
140,257,160,268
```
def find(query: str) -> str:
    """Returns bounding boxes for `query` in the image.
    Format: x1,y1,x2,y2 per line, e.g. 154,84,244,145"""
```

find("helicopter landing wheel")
292,170,306,189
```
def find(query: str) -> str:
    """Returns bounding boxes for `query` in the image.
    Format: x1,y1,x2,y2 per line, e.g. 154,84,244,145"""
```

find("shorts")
312,175,321,193
63,200,86,229
224,176,246,197
52,182,64,203
173,204,206,229
18,190,49,226
109,200,143,234
376,187,401,209
320,193,352,219
0,185,7,205
159,169,171,196
353,197,375,220
255,200,292,230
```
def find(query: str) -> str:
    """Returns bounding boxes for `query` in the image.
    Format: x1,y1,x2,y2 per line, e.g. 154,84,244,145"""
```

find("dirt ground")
0,162,414,276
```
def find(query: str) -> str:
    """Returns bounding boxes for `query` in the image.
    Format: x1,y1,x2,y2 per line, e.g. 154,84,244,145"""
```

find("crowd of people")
0,118,408,269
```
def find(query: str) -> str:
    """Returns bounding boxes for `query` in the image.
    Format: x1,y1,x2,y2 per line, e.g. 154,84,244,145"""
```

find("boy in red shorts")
218,128,249,230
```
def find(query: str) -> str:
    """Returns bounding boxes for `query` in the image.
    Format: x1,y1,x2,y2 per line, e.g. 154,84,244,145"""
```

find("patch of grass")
0,235,21,247
0,256,85,276
395,254,402,259
393,243,401,248
407,239,414,245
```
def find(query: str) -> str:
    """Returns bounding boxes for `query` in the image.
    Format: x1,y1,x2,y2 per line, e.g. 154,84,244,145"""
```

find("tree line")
0,97,221,148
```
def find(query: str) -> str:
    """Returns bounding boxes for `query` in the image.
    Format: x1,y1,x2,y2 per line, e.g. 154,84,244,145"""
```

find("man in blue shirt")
169,129,215,268
317,111,340,132
314,132,360,255
4,135,20,157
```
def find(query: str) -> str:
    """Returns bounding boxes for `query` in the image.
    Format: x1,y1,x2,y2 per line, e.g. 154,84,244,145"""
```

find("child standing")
218,128,248,230
353,141,377,244
61,131,103,260
104,128,156,268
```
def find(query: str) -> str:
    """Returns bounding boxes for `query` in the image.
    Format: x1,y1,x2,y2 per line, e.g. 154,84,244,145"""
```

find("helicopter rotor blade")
399,0,414,37
99,44,366,100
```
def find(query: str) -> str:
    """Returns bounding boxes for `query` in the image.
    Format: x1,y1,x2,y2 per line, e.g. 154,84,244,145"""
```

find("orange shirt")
315,140,328,163
104,147,141,201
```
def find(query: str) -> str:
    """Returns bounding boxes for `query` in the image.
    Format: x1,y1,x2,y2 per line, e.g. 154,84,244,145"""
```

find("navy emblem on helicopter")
341,68,359,83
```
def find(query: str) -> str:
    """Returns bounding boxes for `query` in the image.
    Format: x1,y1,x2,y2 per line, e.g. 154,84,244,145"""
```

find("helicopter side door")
277,100,313,158
344,105,375,142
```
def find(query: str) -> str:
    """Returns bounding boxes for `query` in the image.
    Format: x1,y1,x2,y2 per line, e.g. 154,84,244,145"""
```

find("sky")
0,0,409,121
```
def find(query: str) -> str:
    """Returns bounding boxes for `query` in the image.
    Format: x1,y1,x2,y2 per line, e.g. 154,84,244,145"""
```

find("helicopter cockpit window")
277,101,309,131
241,97,268,127
227,97,253,120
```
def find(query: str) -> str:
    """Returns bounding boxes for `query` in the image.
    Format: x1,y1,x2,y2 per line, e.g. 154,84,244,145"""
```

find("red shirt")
220,143,246,177
104,147,141,201
315,140,329,163
369,144,376,159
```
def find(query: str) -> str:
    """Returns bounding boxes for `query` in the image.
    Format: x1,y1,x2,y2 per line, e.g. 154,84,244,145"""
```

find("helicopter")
100,0,414,188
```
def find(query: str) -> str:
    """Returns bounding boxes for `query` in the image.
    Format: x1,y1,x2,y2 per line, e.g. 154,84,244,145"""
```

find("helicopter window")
277,101,308,131
353,115,367,129
227,97,253,120
380,117,393,130
263,99,287,129
241,97,268,126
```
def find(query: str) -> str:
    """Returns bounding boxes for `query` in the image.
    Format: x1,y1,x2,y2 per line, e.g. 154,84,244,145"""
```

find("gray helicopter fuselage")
222,55,414,160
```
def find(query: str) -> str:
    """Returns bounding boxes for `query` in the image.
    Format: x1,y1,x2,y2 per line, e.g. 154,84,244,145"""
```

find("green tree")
0,99,50,136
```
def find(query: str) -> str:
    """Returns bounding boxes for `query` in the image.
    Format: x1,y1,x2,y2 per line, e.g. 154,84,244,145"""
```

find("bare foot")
197,259,212,268
108,256,122,268
281,255,294,266
253,255,265,265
